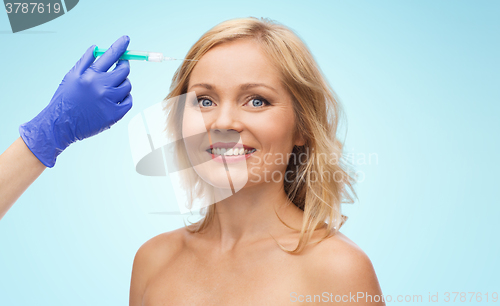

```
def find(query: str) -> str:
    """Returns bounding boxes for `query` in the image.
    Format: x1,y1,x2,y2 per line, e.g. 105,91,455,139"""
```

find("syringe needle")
163,57,198,62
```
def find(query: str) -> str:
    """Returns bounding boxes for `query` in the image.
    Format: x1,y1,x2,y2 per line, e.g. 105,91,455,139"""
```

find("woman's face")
182,38,304,193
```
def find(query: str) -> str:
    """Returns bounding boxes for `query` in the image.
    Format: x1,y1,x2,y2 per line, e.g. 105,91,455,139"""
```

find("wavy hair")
164,17,358,253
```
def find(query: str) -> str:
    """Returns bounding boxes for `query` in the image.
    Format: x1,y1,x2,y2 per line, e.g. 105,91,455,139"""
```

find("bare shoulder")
135,227,188,263
307,231,371,267
300,231,384,304
129,227,189,306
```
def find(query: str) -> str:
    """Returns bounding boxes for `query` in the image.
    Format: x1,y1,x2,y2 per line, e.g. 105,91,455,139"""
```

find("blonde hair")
164,17,358,253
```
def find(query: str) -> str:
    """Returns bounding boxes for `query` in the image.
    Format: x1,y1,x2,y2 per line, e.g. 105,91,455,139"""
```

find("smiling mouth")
206,147,257,156
204,142,256,157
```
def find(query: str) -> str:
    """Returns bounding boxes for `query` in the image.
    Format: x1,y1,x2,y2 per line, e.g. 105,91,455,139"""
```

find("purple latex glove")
19,35,133,168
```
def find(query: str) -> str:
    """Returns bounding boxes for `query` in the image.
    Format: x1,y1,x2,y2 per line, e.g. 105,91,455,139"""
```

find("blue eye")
252,99,263,107
250,98,267,107
199,98,213,107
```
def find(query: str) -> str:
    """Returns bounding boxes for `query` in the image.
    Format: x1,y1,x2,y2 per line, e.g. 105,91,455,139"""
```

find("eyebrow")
188,83,278,93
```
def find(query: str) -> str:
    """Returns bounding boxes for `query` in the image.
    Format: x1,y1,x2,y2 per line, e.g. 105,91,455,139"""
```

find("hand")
19,35,133,168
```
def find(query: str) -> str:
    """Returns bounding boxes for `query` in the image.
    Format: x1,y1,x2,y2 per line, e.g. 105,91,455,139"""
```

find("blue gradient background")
1,1,499,305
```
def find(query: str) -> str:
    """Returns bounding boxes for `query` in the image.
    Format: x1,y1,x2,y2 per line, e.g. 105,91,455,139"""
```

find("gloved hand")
19,35,133,168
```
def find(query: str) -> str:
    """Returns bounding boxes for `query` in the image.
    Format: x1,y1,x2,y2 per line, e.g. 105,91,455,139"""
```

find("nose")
206,103,243,146
208,102,242,133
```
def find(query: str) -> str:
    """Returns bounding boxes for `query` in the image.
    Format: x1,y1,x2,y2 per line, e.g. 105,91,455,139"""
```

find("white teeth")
209,147,253,156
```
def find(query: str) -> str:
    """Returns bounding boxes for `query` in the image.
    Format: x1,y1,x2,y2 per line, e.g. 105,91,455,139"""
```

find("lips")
207,142,255,150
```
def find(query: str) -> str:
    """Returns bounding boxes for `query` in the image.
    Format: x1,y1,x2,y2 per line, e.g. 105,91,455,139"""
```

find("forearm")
0,137,46,220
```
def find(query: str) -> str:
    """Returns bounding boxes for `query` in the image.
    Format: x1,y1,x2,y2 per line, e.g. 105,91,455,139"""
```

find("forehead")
188,39,282,90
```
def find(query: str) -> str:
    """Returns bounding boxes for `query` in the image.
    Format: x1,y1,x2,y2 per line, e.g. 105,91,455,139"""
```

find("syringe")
93,47,197,62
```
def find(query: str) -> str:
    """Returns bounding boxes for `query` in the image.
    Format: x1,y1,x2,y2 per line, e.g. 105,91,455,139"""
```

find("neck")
204,181,304,251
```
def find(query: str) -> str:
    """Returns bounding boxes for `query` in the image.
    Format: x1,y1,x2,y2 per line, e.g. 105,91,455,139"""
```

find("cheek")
244,109,297,183
182,109,208,139
252,110,296,150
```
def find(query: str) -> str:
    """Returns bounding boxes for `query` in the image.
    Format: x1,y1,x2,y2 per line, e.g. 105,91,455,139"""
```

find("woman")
129,18,384,305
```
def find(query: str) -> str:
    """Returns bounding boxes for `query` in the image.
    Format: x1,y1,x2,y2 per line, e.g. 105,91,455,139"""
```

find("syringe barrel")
93,47,150,61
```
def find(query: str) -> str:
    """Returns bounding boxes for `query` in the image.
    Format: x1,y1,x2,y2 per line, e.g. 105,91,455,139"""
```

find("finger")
113,78,132,102
114,94,133,122
92,35,130,72
108,60,130,87
74,45,96,75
